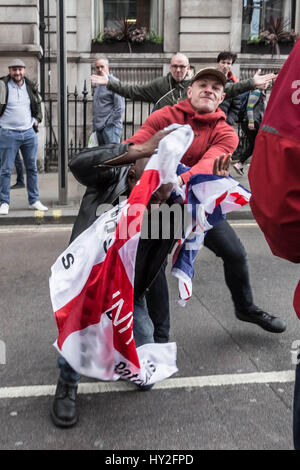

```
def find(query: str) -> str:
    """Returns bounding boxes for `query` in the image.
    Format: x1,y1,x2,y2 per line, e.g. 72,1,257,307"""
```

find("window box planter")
91,41,163,53
241,41,295,55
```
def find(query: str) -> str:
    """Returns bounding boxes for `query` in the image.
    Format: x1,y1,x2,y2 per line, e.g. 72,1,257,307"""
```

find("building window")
94,0,163,38
242,0,296,42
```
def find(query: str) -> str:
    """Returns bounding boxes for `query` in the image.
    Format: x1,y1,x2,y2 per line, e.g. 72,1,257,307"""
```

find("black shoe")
10,182,25,189
235,307,286,333
51,378,78,428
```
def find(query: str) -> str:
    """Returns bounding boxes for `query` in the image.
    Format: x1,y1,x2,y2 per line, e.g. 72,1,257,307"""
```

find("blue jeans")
57,296,154,385
96,124,122,145
0,127,39,205
14,151,25,184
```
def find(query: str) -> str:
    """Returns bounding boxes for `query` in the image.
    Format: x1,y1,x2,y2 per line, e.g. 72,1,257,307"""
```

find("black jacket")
0,75,43,122
219,77,241,126
69,145,180,299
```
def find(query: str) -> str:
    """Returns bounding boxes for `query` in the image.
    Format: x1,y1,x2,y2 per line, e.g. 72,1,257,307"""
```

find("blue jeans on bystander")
0,127,39,205
96,124,123,145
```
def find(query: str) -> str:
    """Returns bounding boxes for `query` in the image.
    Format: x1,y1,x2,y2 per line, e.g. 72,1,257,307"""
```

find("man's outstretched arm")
225,69,276,98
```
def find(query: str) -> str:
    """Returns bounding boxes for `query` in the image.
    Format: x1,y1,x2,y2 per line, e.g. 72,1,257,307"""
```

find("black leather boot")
51,377,78,427
235,307,286,333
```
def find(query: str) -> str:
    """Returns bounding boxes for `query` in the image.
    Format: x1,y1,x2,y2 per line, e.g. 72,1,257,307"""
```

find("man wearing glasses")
91,52,276,111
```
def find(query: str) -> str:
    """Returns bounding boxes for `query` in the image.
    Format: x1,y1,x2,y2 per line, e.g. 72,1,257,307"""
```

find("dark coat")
0,75,43,122
219,76,241,126
69,144,180,299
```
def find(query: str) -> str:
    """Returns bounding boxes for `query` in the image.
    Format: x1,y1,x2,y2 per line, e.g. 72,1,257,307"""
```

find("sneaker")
0,203,9,215
11,182,25,189
29,201,48,211
51,378,78,428
233,162,244,175
235,307,286,333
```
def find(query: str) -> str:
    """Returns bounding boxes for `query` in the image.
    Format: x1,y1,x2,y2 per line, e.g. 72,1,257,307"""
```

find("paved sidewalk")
0,164,253,225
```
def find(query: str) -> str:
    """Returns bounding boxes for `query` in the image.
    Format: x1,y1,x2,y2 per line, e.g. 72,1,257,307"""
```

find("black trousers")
240,123,258,164
148,219,255,343
146,258,170,343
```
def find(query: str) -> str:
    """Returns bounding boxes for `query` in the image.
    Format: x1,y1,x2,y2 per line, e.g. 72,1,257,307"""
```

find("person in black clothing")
233,85,267,175
51,126,232,428
217,51,241,127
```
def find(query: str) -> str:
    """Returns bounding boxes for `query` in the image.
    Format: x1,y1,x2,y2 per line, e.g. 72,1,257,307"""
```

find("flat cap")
8,59,26,68
191,67,226,87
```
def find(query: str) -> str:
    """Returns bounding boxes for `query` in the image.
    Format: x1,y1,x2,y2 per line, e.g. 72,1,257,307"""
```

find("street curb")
0,209,79,226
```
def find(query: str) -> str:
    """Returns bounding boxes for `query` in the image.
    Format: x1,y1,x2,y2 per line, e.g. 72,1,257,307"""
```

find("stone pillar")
76,0,94,52
163,0,180,53
230,0,243,53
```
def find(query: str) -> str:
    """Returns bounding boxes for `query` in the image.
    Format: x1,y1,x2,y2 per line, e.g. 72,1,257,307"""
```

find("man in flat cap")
0,58,48,214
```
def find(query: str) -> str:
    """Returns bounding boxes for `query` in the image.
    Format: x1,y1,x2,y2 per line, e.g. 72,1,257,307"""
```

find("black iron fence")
44,82,153,171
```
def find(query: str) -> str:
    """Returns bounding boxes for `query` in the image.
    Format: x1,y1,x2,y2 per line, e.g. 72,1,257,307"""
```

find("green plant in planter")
259,16,299,56
93,18,147,50
148,30,163,44
247,35,263,45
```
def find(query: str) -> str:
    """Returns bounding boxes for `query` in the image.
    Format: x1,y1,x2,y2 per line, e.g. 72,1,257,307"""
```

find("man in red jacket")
123,67,286,338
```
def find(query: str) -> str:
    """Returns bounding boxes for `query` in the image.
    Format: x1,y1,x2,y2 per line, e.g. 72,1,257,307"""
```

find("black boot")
10,181,25,189
51,377,78,427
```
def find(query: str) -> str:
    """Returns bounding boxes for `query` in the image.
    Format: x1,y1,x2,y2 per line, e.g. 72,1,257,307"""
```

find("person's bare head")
127,159,173,207
217,51,237,78
95,56,109,76
170,53,190,83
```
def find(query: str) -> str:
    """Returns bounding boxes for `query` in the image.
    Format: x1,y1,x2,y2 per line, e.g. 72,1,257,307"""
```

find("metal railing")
44,82,154,171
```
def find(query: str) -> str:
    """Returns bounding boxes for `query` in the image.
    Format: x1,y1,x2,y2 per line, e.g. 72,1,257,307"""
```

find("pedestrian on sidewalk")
0,59,48,215
10,151,25,189
91,56,125,145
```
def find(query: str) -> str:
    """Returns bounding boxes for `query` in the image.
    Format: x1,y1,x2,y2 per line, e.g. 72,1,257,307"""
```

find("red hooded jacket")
248,38,300,317
126,99,239,184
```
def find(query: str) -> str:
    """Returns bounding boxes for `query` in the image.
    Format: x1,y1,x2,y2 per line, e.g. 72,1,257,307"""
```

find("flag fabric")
49,124,194,386
171,172,251,305
49,123,251,384
248,38,300,318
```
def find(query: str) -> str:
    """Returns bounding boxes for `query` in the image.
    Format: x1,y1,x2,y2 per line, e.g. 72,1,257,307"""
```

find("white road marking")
0,370,294,399
229,222,258,227
0,222,258,234
0,226,72,234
